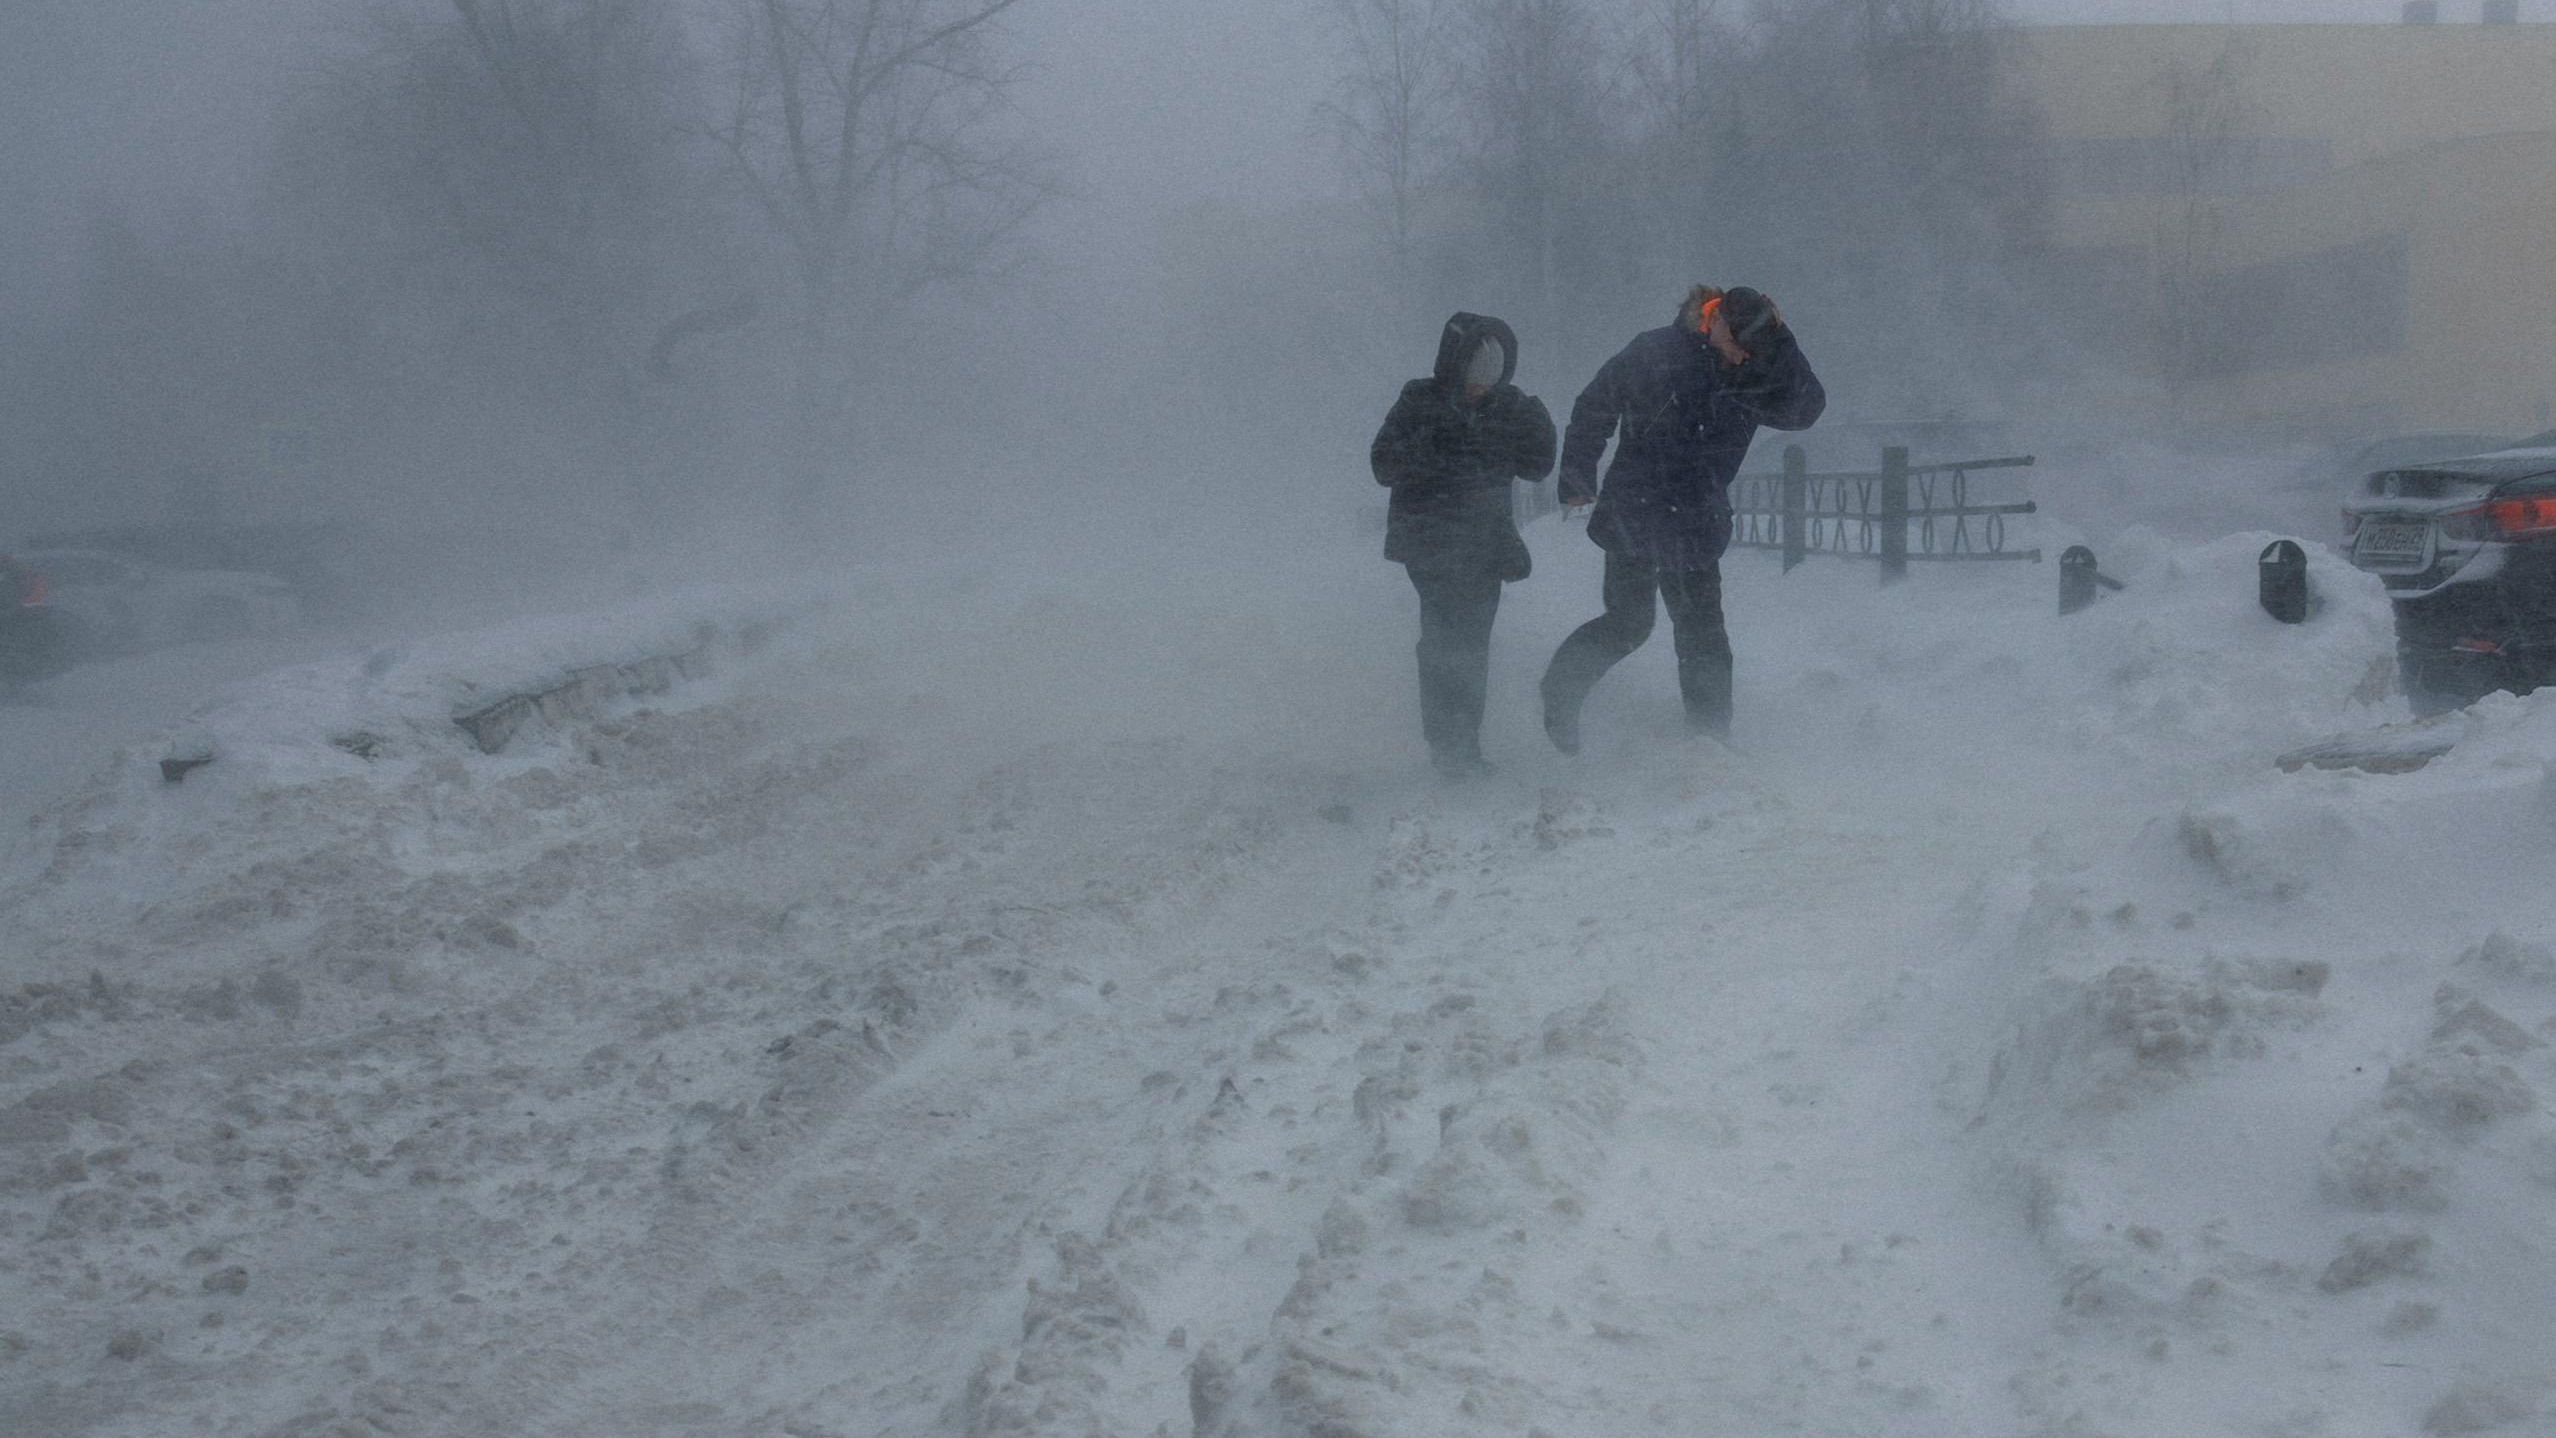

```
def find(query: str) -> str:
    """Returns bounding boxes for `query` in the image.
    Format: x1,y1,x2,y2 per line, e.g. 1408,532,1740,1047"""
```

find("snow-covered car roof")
2375,446,2556,489
17,545,294,588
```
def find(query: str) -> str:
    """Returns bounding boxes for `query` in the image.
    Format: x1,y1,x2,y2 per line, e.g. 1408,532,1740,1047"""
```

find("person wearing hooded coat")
1538,285,1823,753
1370,312,1557,778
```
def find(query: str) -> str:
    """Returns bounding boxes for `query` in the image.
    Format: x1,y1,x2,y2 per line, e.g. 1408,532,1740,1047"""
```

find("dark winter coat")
1559,321,1825,571
1371,313,1558,580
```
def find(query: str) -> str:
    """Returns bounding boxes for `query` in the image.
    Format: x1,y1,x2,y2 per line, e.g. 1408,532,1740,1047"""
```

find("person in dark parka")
1371,312,1558,778
1539,285,1824,752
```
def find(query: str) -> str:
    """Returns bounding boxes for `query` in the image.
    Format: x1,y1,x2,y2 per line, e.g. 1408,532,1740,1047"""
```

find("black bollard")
2259,539,2309,624
2060,545,2098,615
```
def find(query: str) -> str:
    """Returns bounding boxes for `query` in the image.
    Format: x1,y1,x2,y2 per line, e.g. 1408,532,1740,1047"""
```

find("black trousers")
1541,552,1733,737
1405,564,1503,763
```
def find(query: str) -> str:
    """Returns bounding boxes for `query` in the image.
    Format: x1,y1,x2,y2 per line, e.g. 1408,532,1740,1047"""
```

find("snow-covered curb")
152,583,806,781
0,582,822,919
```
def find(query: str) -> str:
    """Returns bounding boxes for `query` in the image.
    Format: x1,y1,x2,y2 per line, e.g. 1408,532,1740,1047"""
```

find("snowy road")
433,703,2061,1438
8,520,2556,1437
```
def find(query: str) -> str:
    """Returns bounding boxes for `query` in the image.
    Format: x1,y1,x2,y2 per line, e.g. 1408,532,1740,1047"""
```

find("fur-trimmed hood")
1431,312,1520,390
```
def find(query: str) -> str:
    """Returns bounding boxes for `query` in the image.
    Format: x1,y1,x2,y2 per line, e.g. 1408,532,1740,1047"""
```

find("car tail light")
2433,499,2556,542
2483,496,2556,536
2,558,42,606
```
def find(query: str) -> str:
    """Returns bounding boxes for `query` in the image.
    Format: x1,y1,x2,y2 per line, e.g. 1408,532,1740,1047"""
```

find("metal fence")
1729,445,2038,583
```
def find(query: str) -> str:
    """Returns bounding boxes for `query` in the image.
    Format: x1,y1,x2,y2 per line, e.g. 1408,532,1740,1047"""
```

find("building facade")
2010,16,2556,438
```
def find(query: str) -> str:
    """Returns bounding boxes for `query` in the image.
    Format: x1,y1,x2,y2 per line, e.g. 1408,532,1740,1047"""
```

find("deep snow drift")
4,501,2555,1438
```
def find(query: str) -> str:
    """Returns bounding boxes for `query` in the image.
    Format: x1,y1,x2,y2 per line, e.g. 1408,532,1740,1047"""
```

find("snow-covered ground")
5,484,2554,1438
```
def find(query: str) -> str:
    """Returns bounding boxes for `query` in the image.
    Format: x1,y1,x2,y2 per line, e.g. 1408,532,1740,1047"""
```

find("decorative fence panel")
1729,445,2039,583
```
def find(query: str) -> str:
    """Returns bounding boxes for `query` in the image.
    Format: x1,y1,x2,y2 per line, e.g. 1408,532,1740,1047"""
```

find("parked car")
2341,430,2556,712
2317,431,2518,491
25,520,373,621
2256,431,2517,542
16,547,302,658
0,553,74,693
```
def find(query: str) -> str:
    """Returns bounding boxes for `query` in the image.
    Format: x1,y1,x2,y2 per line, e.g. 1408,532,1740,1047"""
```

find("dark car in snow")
2317,431,2518,490
2342,430,2556,712
0,553,74,694
17,546,303,657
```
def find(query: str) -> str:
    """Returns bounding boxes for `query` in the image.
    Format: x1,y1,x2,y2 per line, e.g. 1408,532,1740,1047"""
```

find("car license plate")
2354,519,2431,570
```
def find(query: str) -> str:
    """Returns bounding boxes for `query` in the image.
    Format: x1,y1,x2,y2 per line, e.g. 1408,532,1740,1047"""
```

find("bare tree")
1619,0,2051,398
1316,0,1458,296
1452,0,1623,353
286,0,700,366
701,0,1054,494
1856,0,2053,352
2151,35,2253,385
1629,0,1726,146
258,0,736,539
16,206,259,526
1619,0,1734,297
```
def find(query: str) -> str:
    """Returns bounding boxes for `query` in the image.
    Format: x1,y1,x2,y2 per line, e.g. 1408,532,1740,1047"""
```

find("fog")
0,1,2471,577
0,0,2507,832
0,0,2535,830
15,8,2556,1437
0,0,2529,817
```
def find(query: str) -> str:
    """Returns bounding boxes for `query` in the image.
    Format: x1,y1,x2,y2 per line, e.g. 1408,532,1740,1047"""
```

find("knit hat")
1719,287,1778,346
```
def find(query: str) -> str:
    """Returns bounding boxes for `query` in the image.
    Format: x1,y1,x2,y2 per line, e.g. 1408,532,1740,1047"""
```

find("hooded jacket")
1370,313,1557,578
1559,318,1824,571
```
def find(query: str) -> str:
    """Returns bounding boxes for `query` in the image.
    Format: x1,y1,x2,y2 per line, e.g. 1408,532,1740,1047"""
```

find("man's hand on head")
1704,306,1751,367
1708,290,1783,366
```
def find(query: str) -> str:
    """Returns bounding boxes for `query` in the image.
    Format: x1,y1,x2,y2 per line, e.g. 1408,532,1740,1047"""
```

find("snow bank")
1,582,814,924
8,521,2554,1438
1968,675,2556,1434
2037,532,2399,755
163,581,807,779
1745,530,2400,788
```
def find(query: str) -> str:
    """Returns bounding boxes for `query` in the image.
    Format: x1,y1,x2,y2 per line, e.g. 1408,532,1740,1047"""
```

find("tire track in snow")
428,739,1371,1438
1521,786,2048,1438
1150,751,2056,1438
5,630,2062,1438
